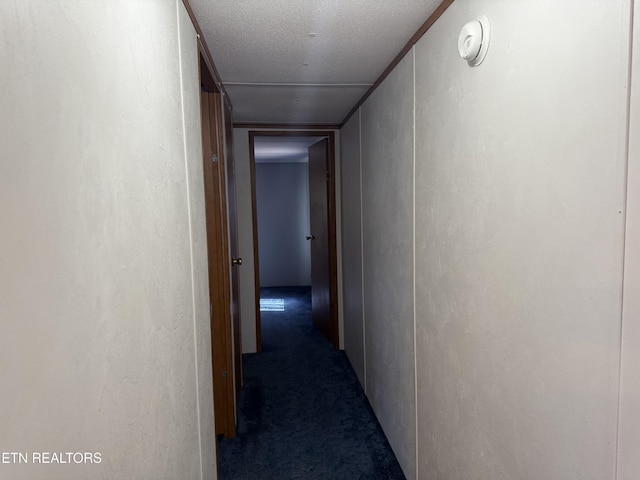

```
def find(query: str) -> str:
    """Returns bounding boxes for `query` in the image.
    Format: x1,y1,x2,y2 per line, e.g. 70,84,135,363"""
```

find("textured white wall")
177,2,217,478
340,111,365,386
0,1,214,478
361,53,416,480
415,1,628,478
341,1,633,479
617,2,640,478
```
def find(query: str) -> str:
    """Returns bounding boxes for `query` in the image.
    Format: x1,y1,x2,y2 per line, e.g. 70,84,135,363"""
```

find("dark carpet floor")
217,286,406,480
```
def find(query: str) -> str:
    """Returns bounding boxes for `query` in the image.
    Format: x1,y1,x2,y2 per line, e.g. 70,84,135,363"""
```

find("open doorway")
255,136,316,289
248,131,339,351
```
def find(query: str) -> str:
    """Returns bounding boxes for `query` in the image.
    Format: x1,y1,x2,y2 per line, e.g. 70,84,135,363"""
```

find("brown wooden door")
222,99,242,400
200,91,236,438
308,138,337,347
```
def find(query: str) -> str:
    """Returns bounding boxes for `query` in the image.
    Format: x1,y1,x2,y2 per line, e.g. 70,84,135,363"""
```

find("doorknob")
232,257,243,266
306,235,315,240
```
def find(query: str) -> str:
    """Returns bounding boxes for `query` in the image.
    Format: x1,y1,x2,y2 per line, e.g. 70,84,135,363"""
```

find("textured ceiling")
188,0,444,125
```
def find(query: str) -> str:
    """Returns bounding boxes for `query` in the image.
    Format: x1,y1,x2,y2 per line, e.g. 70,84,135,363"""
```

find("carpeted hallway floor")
217,286,406,480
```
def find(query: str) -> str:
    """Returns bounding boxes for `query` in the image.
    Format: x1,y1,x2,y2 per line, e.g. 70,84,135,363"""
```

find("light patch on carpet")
260,299,285,312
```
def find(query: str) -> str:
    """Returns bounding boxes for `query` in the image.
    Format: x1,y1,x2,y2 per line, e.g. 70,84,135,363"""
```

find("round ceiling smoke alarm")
458,15,490,67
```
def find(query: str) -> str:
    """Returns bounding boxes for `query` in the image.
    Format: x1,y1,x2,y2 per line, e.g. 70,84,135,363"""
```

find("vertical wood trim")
248,133,263,352
212,92,236,438
197,69,220,480
200,92,233,439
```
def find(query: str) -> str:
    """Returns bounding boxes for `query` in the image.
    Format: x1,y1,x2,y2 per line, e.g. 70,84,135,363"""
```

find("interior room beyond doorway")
250,132,339,350
254,136,320,289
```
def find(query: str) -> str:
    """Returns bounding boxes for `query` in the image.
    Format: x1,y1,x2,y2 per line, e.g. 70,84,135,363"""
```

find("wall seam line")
412,45,419,480
616,1,635,479
176,1,204,478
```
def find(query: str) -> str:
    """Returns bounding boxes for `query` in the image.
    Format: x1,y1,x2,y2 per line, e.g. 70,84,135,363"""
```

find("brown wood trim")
248,130,339,349
213,92,236,438
235,123,341,130
182,0,232,102
201,90,236,440
248,130,336,138
248,134,262,353
340,0,454,127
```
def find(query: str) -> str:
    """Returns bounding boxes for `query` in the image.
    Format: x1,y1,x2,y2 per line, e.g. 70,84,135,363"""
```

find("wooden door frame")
199,49,237,438
248,130,339,350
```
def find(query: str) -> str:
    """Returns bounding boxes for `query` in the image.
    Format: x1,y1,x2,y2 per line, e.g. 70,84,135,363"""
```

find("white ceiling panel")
226,84,369,124
188,0,444,124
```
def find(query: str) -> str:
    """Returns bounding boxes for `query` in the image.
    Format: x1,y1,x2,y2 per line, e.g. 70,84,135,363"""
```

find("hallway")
217,287,404,479
3,1,640,479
